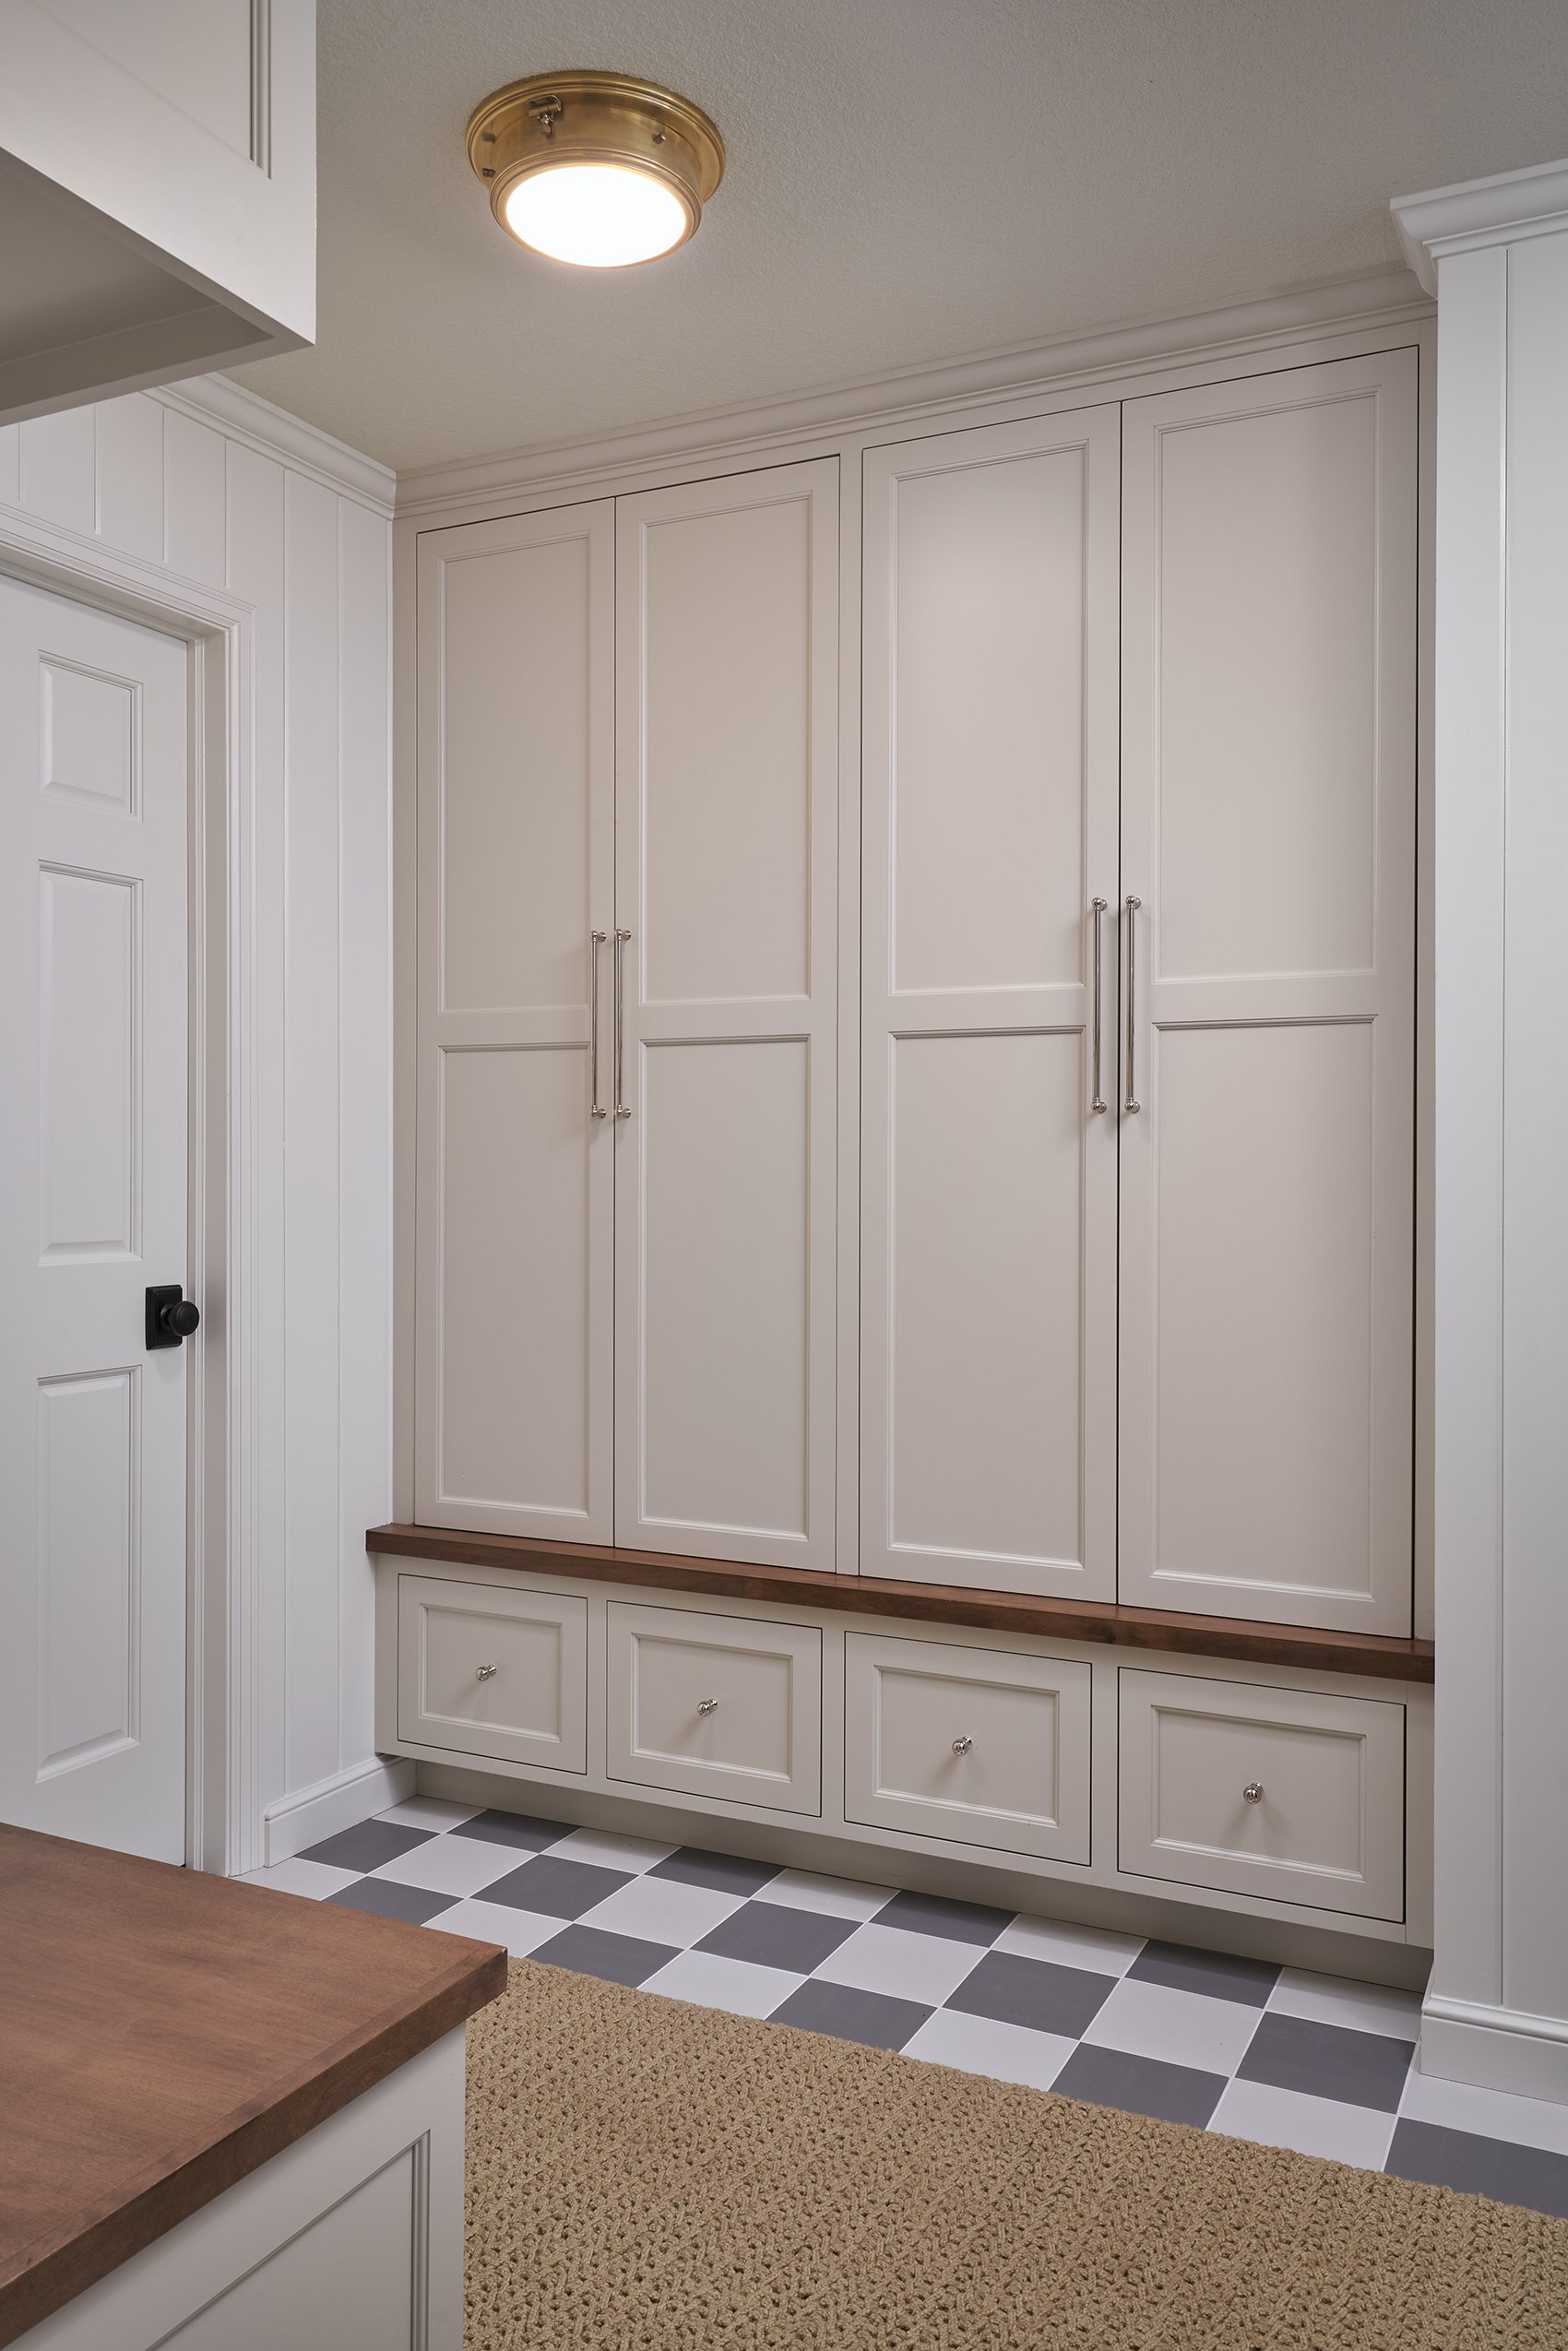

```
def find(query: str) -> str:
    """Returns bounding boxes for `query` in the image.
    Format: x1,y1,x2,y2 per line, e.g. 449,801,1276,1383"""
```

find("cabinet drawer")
845,1634,1091,1861
606,1604,821,1814
396,1574,588,1772
1118,1669,1404,1918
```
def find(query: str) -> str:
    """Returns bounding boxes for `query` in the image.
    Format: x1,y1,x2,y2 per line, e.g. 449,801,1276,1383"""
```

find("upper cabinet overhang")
0,0,315,425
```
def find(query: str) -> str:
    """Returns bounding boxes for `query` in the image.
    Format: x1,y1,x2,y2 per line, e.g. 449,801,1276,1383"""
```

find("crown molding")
159,374,396,517
394,266,1429,518
1393,156,1568,293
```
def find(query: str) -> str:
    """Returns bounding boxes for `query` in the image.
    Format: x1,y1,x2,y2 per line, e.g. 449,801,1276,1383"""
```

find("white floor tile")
814,1921,984,2006
369,1834,525,1897
1267,1967,1422,2043
993,1916,1143,1977
577,1873,744,1947
374,1798,482,1830
640,1949,804,2019
547,1827,674,1874
903,2007,1075,2092
1399,2064,1568,2156
1082,1977,1263,2074
752,1868,895,1921
424,1898,567,1956
1209,2076,1396,2168
241,1857,359,1900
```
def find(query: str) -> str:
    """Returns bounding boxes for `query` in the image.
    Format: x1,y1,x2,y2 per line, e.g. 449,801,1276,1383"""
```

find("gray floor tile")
533,1925,681,1989
301,1820,434,1873
697,1899,858,1973
449,1809,572,1851
945,1951,1116,2037
1238,2012,1414,2113
1054,2041,1228,2129
647,1847,781,1894
480,1854,633,1918
1385,2119,1568,2219
1127,1940,1279,2007
770,1978,933,2051
873,1889,1014,1946
325,1877,457,1925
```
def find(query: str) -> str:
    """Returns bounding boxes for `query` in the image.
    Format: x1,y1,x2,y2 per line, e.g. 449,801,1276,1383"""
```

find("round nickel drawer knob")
1242,1780,1265,1804
952,1735,973,1756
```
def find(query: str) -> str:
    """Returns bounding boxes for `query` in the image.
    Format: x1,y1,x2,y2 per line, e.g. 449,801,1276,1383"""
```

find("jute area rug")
465,1961,1568,2350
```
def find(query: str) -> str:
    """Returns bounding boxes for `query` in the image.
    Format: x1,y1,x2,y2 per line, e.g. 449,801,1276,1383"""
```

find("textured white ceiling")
231,0,1568,471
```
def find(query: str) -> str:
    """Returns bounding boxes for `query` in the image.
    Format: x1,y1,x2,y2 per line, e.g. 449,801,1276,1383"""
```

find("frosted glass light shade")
503,163,691,267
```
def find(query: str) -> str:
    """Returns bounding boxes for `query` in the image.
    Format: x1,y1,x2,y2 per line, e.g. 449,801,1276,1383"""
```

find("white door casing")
1117,350,1418,1632
860,406,1122,1596
0,571,189,1860
414,501,615,1541
614,459,840,1567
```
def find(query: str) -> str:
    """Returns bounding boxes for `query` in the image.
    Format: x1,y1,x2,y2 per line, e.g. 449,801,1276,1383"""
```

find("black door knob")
146,1286,200,1349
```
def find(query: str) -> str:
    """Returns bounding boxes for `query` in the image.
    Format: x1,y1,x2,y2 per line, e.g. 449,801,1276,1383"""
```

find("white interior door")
614,460,839,1567
860,406,1121,1596
1117,350,1418,1632
0,571,189,1860
413,503,615,1541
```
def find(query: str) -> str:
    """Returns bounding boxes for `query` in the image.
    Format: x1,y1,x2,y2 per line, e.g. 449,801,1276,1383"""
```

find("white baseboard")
262,1756,416,1866
1420,1994,1568,2106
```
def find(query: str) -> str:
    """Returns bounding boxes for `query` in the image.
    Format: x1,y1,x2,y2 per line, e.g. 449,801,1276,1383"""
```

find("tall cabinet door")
861,407,1122,1596
1118,350,1418,1632
414,503,615,1540
614,460,840,1567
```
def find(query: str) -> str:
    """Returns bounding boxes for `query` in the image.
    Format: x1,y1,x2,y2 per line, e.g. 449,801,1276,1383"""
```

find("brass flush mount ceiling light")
466,71,725,268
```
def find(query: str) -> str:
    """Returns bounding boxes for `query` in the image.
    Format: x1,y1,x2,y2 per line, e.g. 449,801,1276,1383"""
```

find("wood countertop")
0,1825,505,2347
367,1522,1436,1685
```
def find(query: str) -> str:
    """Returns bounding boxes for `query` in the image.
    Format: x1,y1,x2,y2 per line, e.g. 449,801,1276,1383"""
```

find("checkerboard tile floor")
244,1797,1568,2221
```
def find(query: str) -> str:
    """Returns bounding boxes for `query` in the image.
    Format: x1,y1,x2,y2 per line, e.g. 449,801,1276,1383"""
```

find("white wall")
0,381,395,1869
1395,159,1568,2103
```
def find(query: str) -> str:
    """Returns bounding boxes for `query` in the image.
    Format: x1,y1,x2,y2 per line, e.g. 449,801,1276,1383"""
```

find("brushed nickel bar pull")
588,931,607,1120
1124,895,1142,1115
1089,896,1108,1114
613,928,632,1119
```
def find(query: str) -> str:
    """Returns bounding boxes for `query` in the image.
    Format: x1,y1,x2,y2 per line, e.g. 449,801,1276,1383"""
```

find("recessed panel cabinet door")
1118,351,1418,1631
614,461,839,1567
414,504,615,1539
861,408,1121,1595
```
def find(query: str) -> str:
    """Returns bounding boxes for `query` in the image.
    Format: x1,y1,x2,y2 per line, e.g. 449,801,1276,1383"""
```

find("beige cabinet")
413,463,838,1572
859,406,1122,1597
844,1633,1091,1861
606,1601,822,1814
396,1574,588,1773
1116,351,1418,1633
1117,1668,1406,1919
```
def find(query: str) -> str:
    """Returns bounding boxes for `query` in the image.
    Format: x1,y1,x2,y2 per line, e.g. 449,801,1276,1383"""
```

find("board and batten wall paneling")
614,459,840,1570
1116,350,1418,1635
860,406,1122,1597
0,386,394,1863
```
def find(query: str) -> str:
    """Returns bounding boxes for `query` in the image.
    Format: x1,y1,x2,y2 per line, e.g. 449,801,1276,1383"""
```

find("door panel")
414,504,614,1539
615,461,838,1567
1118,351,1417,1630
861,407,1121,1594
0,573,187,1860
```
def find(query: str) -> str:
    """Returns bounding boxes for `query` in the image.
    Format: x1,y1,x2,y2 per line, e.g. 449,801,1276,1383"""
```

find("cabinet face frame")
1116,349,1419,1633
413,500,616,1542
859,403,1123,1598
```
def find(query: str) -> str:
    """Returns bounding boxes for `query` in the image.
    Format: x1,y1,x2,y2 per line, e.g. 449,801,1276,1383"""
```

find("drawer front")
1118,1668,1404,1918
607,1603,822,1814
845,1633,1091,1861
397,1574,588,1771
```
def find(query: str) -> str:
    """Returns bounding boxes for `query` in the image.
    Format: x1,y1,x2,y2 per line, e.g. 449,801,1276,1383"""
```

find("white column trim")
1393,159,1568,291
